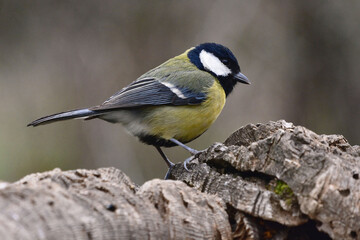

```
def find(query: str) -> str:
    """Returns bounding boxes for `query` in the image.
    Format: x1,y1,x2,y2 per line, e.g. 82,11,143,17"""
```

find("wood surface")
0,120,359,239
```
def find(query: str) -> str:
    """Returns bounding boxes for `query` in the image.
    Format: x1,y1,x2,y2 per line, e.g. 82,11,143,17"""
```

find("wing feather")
90,77,206,111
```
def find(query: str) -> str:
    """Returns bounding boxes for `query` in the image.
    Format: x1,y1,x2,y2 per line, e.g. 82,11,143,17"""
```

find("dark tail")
27,109,99,127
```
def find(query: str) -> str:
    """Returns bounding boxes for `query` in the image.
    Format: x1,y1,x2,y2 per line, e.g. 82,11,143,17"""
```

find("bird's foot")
183,148,204,171
183,156,194,172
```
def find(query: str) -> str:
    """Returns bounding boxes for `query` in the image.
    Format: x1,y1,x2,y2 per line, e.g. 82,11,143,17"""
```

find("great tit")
28,43,249,177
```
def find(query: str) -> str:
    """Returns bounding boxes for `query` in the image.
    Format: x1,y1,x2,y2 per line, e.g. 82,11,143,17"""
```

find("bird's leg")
170,138,201,172
169,138,199,155
155,146,174,180
155,146,174,168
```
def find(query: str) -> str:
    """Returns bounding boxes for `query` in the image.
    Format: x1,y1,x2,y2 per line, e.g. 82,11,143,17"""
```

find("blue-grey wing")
90,77,206,111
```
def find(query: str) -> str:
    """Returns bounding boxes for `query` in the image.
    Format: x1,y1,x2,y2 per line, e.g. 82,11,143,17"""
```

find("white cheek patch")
199,50,231,76
161,82,186,99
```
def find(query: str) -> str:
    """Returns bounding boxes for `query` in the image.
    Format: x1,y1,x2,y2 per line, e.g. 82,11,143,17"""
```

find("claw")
183,156,194,172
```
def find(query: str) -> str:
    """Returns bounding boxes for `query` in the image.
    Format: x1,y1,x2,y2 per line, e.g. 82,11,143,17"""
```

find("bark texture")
0,168,230,240
0,120,359,240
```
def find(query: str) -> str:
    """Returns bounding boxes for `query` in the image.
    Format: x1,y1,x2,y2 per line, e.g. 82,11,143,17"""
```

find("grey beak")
234,72,250,85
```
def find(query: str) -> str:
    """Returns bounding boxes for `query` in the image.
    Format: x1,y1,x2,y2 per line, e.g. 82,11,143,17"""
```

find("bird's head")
188,43,249,96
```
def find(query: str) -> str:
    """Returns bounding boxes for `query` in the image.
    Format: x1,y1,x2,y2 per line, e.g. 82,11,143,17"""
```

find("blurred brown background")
0,1,359,184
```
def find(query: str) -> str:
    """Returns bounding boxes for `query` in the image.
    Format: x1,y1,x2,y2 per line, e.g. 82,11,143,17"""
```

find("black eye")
221,59,229,65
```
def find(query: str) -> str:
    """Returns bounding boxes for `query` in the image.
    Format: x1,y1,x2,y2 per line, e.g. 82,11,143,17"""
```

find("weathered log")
171,120,360,239
0,120,358,239
0,168,230,239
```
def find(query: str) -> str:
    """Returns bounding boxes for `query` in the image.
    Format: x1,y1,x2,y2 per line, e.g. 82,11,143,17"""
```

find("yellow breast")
144,80,226,143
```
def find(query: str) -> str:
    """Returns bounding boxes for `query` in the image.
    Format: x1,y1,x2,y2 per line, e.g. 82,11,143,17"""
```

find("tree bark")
0,120,359,240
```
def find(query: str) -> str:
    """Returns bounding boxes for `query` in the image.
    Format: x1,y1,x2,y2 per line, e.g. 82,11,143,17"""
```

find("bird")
28,43,250,178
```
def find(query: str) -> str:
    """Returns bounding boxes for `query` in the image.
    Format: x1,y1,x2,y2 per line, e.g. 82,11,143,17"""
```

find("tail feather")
27,109,99,127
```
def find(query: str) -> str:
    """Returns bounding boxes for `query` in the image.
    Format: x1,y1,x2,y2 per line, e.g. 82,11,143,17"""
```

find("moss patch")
268,179,294,205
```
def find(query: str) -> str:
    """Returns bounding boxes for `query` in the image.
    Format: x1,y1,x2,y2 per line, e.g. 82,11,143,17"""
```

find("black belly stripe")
138,134,177,147
137,131,205,148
